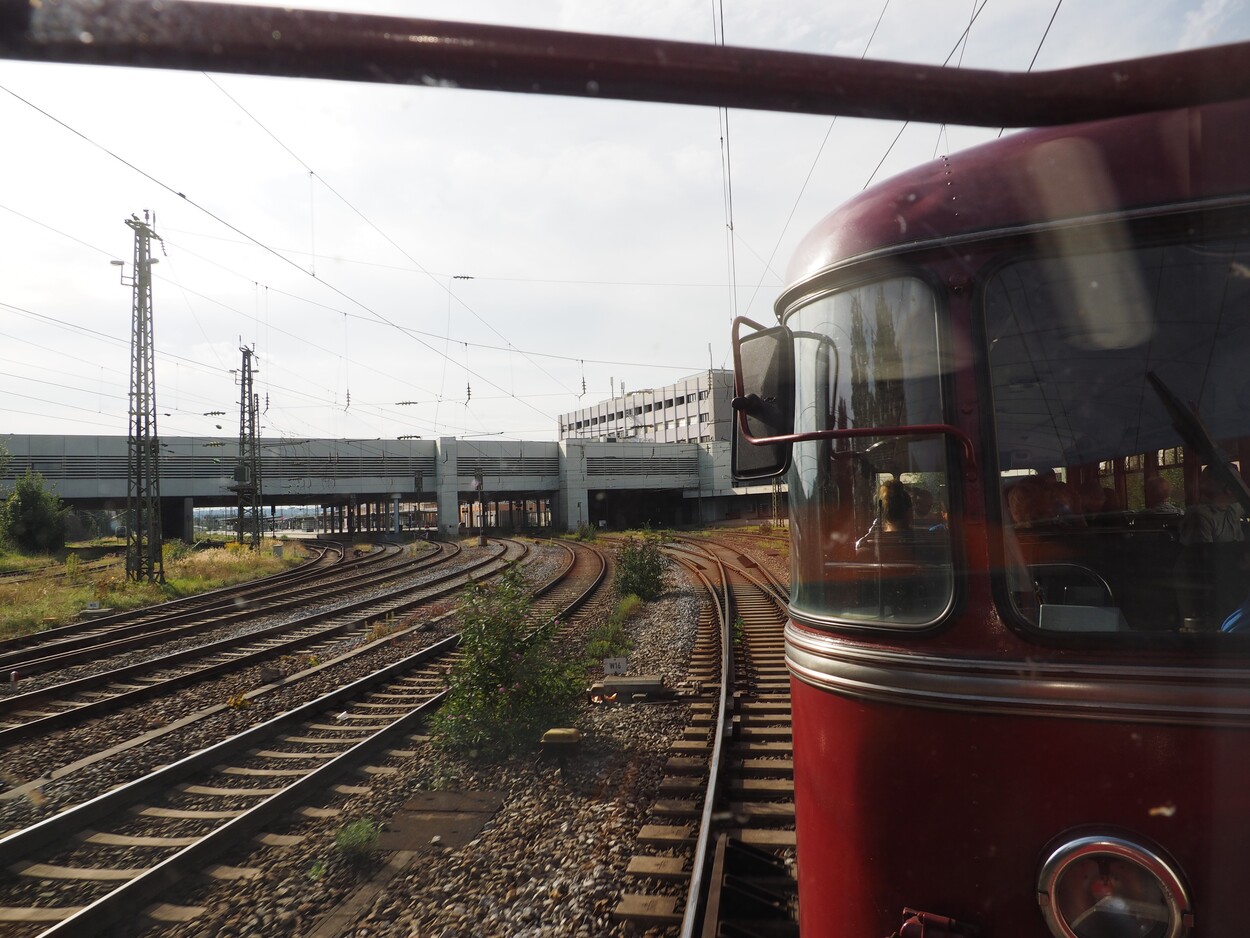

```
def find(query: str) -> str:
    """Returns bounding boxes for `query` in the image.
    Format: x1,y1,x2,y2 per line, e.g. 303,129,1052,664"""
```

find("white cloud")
1181,0,1237,48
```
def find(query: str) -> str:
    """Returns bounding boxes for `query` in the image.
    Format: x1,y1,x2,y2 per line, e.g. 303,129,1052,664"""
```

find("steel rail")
531,539,608,624
0,540,341,656
675,535,789,609
0,537,604,936
3,0,1250,126
0,636,458,937
667,536,796,936
0,542,440,678
669,546,732,938
0,539,564,810
0,541,516,744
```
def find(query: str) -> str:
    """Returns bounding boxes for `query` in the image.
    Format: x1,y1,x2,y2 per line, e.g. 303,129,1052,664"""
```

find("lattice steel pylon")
231,346,263,549
122,213,164,583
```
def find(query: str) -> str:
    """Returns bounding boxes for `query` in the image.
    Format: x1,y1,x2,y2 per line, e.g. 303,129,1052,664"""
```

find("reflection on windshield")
787,278,955,627
988,236,1250,635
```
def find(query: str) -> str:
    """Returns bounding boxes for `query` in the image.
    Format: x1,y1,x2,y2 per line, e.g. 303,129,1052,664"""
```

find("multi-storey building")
557,369,734,444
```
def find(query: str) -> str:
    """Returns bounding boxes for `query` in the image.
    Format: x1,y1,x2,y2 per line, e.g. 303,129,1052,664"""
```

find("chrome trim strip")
786,622,1250,726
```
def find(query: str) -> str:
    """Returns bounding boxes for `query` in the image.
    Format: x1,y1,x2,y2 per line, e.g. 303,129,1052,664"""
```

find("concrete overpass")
1,435,781,540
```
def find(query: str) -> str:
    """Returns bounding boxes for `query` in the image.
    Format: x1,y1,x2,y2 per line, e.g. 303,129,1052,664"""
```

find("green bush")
334,819,380,857
0,470,68,553
614,532,666,601
163,540,193,564
431,567,582,757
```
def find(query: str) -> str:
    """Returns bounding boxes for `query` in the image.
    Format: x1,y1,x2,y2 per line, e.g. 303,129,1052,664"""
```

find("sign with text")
603,657,629,675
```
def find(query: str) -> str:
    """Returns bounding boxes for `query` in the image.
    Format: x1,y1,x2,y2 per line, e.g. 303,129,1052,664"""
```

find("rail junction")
0,528,797,937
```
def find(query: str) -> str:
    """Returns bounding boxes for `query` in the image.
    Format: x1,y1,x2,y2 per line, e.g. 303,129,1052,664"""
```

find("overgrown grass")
0,539,304,640
0,551,56,576
584,593,641,663
334,819,381,857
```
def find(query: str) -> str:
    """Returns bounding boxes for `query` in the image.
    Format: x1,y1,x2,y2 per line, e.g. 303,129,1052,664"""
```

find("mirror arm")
740,422,978,480
730,394,788,431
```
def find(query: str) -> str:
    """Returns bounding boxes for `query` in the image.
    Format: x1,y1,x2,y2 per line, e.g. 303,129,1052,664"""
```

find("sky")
1,0,1247,445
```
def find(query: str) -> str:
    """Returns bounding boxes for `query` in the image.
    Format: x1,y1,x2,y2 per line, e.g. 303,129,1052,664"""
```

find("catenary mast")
232,345,263,549
122,212,163,583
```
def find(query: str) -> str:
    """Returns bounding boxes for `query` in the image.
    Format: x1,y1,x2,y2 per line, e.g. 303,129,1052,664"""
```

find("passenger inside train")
988,233,1250,635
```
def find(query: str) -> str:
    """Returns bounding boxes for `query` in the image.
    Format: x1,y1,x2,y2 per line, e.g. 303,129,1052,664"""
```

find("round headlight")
1037,834,1192,938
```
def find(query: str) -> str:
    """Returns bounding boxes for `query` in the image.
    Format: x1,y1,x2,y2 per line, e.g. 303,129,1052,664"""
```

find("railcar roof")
783,98,1250,294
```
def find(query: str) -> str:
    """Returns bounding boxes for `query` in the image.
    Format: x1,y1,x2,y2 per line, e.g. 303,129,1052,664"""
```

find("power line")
0,80,558,424
862,0,991,190
203,73,575,397
149,227,743,287
744,0,892,319
2,87,715,437
998,1,1065,138
146,235,710,374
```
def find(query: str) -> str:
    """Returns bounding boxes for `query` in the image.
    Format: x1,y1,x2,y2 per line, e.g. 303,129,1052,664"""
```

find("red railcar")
735,99,1250,937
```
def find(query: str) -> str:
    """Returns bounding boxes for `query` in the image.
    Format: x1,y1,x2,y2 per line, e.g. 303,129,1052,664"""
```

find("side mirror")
731,317,794,481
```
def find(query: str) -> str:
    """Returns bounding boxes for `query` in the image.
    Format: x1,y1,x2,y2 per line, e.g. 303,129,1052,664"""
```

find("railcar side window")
787,278,955,628
987,234,1250,636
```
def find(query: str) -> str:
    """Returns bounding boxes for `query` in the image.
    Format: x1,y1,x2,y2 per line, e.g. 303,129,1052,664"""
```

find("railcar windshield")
988,229,1250,636
786,277,956,628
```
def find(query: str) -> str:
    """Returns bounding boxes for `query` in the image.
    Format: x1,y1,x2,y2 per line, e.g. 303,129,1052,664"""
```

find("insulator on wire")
466,382,472,403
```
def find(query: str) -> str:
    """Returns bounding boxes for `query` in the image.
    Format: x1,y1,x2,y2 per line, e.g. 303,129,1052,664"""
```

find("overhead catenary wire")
0,210,495,432
742,0,892,319
862,0,991,191
0,81,561,427
1,119,715,442
998,0,1065,137
203,73,575,398
713,0,739,325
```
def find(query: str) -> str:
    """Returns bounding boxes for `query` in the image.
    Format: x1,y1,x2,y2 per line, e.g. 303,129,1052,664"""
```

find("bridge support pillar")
435,437,460,540
158,496,195,543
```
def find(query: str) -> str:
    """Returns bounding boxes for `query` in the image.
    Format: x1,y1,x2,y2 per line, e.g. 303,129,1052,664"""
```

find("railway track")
0,538,605,937
0,554,124,585
0,540,376,673
0,541,512,748
615,533,797,937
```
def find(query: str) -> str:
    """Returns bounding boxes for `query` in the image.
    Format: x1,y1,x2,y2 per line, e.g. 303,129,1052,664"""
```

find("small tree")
431,566,582,756
614,531,667,601
0,470,68,553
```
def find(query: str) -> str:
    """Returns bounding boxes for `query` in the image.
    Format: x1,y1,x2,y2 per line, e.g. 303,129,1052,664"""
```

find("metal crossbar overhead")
121,212,163,583
231,346,263,549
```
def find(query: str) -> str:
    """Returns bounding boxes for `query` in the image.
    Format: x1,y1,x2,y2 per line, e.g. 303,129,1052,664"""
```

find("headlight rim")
1036,831,1192,938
